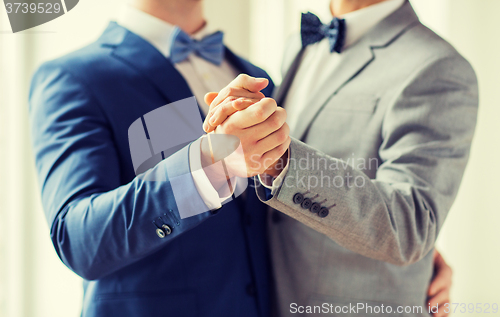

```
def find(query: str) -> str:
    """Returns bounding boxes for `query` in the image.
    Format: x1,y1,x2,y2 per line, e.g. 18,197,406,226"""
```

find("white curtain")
1,1,499,316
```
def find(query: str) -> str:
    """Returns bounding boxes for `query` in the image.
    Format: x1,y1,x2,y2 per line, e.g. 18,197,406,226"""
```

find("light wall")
1,1,123,316
412,0,500,305
0,1,499,316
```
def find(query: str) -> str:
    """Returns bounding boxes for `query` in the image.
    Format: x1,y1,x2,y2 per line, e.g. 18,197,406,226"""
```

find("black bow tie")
300,12,346,53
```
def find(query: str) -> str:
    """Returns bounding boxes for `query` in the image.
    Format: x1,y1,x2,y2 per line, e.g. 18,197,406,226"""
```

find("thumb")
231,74,269,93
204,92,219,107
248,77,269,93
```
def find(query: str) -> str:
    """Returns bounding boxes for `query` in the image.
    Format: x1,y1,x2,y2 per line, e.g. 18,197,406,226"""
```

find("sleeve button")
301,198,312,210
310,203,321,213
156,228,166,238
162,224,172,235
156,225,172,238
293,193,304,204
318,207,329,218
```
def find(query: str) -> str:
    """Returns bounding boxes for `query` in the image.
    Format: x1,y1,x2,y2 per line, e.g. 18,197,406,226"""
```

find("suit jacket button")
301,198,312,210
310,203,321,213
156,225,172,238
156,228,166,238
162,224,172,235
318,207,329,218
293,193,304,204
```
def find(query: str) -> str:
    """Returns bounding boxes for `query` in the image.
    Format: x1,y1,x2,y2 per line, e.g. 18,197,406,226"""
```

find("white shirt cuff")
189,136,233,210
257,155,290,196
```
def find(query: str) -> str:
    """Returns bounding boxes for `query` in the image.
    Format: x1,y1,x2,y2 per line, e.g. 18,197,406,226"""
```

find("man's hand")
200,95,290,189
201,74,290,181
427,250,453,317
203,74,269,133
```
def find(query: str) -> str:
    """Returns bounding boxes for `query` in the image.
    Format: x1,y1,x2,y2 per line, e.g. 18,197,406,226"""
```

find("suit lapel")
224,48,275,98
275,49,305,106
224,48,251,75
291,42,375,139
290,0,420,140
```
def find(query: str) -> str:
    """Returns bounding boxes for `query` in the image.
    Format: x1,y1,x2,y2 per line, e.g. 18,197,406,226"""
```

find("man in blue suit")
28,0,291,316
29,0,451,316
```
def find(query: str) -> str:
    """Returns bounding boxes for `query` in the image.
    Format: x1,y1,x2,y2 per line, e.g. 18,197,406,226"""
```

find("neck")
131,0,206,34
330,0,388,16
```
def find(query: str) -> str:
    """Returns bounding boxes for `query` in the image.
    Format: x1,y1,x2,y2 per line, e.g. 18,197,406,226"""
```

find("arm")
204,56,478,265
255,55,478,265
29,62,215,280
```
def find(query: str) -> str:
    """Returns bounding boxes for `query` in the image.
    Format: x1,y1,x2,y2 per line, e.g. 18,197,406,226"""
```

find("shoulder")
32,22,134,90
382,22,477,89
32,40,121,89
398,22,472,70
29,42,110,118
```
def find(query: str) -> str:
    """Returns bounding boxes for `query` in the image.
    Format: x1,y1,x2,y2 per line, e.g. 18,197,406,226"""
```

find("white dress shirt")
260,0,405,193
117,6,239,210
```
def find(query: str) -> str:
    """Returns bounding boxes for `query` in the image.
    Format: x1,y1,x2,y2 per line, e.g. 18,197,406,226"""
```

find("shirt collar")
116,5,213,58
330,0,406,48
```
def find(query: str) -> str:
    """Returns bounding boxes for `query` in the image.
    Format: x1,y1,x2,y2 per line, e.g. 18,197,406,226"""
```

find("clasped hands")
199,74,290,191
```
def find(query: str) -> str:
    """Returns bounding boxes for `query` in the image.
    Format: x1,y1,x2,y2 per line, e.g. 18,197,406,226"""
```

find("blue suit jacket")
29,22,274,317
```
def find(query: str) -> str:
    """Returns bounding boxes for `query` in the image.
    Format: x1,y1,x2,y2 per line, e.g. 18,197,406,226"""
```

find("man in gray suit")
203,0,476,316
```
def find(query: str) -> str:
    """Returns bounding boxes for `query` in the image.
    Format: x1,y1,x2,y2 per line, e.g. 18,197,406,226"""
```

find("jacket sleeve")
255,54,479,266
29,62,213,280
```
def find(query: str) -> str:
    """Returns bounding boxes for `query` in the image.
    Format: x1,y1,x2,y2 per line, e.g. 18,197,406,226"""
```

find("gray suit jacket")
256,2,478,316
